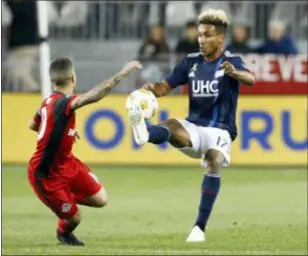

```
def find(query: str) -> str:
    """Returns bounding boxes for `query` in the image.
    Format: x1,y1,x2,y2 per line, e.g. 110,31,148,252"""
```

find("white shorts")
175,119,232,168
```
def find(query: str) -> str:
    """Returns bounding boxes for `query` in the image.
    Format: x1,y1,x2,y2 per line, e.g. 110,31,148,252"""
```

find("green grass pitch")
2,165,307,255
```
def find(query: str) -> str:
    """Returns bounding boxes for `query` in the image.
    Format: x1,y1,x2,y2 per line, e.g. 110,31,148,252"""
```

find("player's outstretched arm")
142,81,172,97
71,61,142,110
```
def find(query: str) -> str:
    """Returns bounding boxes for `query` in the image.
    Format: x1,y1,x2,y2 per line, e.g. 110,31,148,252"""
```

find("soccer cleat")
56,230,85,246
186,226,206,242
128,104,149,145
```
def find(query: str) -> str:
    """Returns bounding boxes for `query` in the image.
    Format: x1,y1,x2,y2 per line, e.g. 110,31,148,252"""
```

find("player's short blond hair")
49,58,75,87
198,9,229,32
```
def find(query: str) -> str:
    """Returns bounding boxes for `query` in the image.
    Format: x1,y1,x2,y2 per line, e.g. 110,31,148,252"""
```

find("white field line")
104,248,307,255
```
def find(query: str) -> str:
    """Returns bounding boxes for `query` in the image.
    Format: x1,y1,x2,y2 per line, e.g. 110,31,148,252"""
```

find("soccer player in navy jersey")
128,9,255,242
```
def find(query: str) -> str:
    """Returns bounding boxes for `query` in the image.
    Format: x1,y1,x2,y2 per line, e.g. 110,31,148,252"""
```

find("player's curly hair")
198,9,229,33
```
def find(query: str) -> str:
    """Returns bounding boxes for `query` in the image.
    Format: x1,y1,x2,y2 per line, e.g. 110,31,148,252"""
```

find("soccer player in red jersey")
27,58,141,246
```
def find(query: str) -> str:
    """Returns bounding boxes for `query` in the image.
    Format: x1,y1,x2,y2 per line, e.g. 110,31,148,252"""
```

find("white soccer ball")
126,89,158,120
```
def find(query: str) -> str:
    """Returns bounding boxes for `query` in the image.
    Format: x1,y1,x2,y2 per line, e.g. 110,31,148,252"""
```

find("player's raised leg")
128,102,192,148
146,118,193,148
127,82,173,146
127,103,149,145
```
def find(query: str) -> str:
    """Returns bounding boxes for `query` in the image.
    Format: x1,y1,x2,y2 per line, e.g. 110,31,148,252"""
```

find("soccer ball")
126,89,158,120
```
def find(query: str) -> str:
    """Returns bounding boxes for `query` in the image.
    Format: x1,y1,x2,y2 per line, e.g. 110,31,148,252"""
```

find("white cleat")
127,104,149,145
186,226,206,242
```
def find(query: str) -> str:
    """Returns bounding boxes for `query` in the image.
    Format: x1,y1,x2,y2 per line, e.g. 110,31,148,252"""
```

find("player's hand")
220,61,236,76
74,131,80,143
119,61,142,77
142,83,155,91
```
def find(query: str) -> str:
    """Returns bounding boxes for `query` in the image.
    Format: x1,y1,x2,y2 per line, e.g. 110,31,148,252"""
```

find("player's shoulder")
49,93,75,101
41,93,69,108
186,52,203,62
223,50,243,61
182,52,203,66
41,96,53,106
186,52,203,60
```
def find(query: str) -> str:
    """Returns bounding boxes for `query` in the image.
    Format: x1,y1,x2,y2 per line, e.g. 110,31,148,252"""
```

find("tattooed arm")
70,74,123,110
71,61,142,110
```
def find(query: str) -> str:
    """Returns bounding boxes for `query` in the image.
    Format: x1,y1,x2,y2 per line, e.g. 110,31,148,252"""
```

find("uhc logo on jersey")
191,69,224,98
192,80,219,97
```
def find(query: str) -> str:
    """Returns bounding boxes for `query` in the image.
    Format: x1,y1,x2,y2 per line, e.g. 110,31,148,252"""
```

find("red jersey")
29,92,78,178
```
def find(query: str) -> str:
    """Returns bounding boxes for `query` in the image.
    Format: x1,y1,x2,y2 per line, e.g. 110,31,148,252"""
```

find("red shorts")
28,157,102,219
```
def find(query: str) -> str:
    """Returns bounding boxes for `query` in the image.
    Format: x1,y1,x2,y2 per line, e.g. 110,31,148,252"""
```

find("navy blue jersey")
166,51,251,141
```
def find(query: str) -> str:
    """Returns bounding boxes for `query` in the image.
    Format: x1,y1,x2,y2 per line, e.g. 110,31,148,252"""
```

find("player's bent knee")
86,188,108,208
95,190,108,208
163,119,192,148
205,149,225,172
207,160,222,172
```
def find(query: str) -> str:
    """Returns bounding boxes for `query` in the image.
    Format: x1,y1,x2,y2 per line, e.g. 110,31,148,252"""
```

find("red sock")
72,194,91,206
57,219,70,233
57,219,79,233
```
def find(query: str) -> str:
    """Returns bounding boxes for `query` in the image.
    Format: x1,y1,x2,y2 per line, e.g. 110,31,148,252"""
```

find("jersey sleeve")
165,57,189,88
64,95,78,116
229,56,251,73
